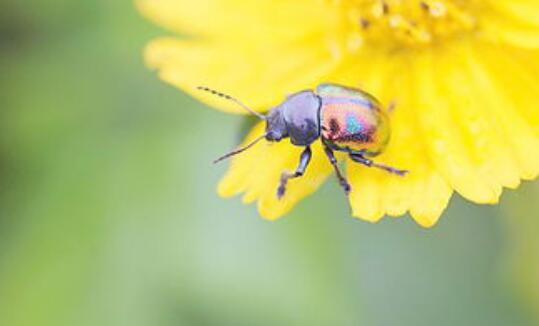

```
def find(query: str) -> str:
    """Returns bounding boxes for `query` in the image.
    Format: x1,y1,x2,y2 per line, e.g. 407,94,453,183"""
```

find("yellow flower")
138,0,539,227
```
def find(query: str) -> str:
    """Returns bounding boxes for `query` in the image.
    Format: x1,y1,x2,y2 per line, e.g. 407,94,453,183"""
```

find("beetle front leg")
323,146,351,195
349,153,408,176
277,146,312,199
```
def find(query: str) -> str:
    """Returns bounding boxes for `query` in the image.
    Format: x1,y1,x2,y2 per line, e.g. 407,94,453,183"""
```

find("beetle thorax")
265,91,322,146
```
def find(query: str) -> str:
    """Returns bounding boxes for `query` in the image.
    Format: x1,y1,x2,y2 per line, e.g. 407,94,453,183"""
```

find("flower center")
337,0,477,50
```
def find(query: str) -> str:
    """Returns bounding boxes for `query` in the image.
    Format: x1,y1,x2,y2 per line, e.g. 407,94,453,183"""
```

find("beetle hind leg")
323,146,351,195
349,153,408,176
277,146,312,199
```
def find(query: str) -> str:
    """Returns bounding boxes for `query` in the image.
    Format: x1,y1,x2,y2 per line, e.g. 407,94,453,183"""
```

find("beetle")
198,83,408,199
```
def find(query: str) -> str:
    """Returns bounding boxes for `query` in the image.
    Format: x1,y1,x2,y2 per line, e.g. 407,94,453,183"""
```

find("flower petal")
482,0,539,48
137,0,341,41
339,51,452,227
415,47,508,204
463,45,539,181
475,45,539,138
145,37,340,113
486,0,539,26
218,122,334,220
406,43,539,219
437,46,528,201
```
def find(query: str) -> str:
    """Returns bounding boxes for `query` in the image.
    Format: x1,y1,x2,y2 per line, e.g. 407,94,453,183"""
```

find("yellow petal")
482,1,539,48
137,0,341,42
415,46,507,204
463,45,539,181
343,51,452,227
218,122,334,220
476,45,539,137
486,0,539,27
438,45,526,200
145,37,340,113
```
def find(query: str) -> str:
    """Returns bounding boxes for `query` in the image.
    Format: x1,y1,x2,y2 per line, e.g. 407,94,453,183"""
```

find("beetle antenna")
213,133,267,164
197,86,266,120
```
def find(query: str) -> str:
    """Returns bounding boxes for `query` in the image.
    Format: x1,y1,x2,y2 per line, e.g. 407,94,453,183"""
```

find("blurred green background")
1,1,539,325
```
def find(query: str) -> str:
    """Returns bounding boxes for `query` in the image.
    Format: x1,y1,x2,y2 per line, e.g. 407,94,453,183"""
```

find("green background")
1,1,538,325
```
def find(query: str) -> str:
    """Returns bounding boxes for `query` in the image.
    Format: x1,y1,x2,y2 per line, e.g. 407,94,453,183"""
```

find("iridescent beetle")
198,83,408,199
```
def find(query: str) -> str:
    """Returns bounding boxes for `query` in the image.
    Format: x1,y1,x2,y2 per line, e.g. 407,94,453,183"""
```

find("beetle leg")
323,146,351,195
349,153,408,176
277,146,312,199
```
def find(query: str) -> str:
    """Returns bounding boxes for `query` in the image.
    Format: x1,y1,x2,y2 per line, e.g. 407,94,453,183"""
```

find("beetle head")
265,108,288,142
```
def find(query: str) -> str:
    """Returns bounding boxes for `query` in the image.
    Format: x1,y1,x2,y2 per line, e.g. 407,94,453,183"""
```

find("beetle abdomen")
318,84,390,156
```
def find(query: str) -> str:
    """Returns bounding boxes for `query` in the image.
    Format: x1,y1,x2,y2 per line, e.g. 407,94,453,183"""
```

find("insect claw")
277,185,286,200
394,169,409,176
342,181,351,194
378,165,409,176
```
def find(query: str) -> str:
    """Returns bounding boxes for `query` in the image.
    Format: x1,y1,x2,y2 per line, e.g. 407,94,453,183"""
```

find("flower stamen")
338,0,477,51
